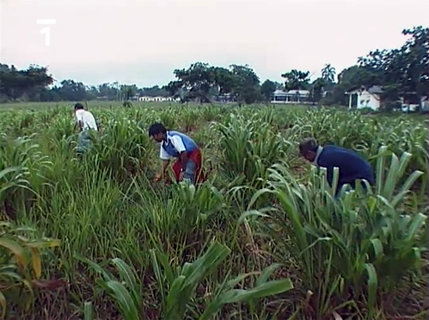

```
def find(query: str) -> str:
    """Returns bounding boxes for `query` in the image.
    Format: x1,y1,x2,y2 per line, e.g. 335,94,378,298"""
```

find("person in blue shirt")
149,123,205,184
299,138,374,193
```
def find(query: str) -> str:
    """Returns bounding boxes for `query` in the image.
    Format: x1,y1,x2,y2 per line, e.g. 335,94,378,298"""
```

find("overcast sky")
0,0,428,87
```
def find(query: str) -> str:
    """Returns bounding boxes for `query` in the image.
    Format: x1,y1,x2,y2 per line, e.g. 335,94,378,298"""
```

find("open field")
0,102,428,319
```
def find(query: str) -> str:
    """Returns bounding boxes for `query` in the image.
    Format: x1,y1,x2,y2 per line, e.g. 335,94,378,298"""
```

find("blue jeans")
77,130,92,155
183,159,197,184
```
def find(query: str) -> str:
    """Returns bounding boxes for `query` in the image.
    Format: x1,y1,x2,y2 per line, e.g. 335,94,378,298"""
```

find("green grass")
0,102,427,319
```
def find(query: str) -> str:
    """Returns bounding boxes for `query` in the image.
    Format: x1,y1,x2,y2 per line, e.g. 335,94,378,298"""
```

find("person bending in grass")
149,123,205,185
299,138,374,194
74,103,98,155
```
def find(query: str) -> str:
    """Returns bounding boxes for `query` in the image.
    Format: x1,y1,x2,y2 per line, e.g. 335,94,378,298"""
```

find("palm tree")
321,64,336,83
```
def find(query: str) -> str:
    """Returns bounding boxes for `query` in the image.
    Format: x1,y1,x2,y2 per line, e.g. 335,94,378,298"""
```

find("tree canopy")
165,63,262,104
0,64,53,101
281,69,310,91
260,80,278,102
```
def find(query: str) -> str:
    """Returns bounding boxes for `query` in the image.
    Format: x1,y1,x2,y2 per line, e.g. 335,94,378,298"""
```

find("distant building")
346,85,383,111
346,85,428,112
271,89,311,104
138,96,178,102
214,93,235,103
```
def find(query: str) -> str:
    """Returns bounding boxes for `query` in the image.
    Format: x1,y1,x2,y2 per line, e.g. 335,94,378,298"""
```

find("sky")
0,0,428,87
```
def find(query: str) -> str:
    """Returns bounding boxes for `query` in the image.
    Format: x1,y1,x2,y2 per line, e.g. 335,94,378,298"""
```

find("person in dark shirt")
299,138,374,193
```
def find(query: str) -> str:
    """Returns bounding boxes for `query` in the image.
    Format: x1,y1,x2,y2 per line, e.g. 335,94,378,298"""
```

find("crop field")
0,102,428,319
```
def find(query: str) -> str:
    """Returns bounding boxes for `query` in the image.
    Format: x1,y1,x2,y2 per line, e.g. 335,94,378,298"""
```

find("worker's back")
316,145,374,187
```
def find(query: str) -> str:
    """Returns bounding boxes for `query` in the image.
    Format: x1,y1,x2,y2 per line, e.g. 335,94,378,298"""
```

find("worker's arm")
77,120,83,131
75,112,84,131
154,159,170,181
154,143,172,181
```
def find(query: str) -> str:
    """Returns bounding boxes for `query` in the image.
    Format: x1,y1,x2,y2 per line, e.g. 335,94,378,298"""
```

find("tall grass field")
0,102,427,319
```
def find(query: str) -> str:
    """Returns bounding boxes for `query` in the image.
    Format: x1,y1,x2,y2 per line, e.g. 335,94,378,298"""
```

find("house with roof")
345,85,383,111
271,89,311,104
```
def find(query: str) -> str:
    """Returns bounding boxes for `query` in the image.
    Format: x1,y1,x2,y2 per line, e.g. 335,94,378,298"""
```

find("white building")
271,89,311,103
138,96,177,102
346,85,383,111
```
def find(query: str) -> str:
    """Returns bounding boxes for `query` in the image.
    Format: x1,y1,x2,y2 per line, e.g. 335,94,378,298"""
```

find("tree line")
0,26,427,110
0,71,169,103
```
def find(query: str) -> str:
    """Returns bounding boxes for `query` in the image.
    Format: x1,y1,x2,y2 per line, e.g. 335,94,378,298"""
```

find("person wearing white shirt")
75,103,98,131
74,103,98,155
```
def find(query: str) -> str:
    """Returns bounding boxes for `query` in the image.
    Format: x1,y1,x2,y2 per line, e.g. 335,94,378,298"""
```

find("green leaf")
0,290,7,319
84,301,93,320
383,153,399,199
407,213,426,240
376,146,388,194
111,258,141,310
225,273,255,288
201,279,293,320
0,237,28,270
238,210,269,223
391,171,423,207
75,254,113,281
370,239,383,261
182,242,230,288
0,166,21,180
25,239,60,248
105,280,140,320
30,248,42,279
365,263,378,316
165,275,186,318
256,263,282,287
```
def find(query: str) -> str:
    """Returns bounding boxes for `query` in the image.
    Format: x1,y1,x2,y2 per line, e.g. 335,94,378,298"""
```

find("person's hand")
178,170,185,181
153,173,162,182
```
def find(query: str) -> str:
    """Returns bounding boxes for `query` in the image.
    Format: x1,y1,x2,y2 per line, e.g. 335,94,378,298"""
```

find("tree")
0,63,53,101
164,62,264,104
402,26,429,98
139,86,169,97
164,80,185,101
358,26,429,109
281,69,310,90
120,84,138,101
213,67,235,95
230,64,261,105
39,87,60,101
85,86,99,100
98,83,120,100
260,79,277,102
321,64,336,84
56,80,87,101
311,65,336,104
310,78,326,103
166,62,216,103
